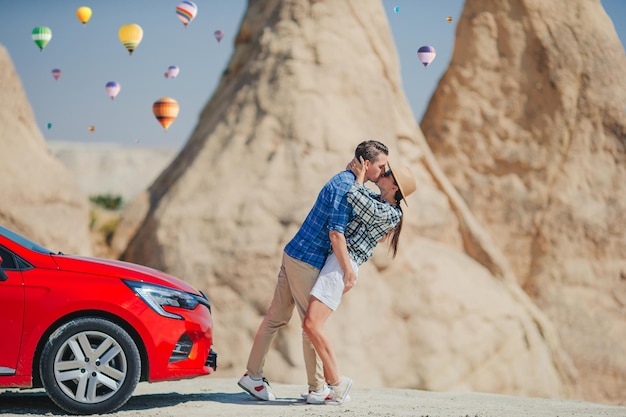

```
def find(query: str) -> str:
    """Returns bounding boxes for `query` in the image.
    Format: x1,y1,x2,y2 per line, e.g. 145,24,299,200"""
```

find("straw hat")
388,163,417,206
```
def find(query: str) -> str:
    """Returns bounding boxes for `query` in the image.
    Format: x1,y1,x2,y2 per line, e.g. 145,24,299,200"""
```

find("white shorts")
310,252,359,311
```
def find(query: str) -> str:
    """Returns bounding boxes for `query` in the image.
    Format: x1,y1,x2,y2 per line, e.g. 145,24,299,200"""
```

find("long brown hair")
388,190,404,258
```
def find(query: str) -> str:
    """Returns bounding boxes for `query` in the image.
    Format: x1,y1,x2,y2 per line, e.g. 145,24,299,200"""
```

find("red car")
0,225,217,414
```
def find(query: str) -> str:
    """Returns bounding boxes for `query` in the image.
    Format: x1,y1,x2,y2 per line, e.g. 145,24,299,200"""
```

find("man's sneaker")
237,373,276,401
325,376,353,405
305,385,331,404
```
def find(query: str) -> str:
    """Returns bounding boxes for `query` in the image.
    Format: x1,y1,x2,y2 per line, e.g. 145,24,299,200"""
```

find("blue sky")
0,1,624,149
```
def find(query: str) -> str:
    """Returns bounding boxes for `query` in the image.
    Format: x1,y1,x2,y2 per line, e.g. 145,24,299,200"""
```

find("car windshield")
0,225,53,254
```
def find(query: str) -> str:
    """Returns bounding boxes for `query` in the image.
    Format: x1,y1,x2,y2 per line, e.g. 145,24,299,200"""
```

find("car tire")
40,317,141,414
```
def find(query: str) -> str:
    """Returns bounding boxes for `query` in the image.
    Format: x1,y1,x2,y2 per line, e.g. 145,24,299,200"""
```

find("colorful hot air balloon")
32,26,52,51
51,68,62,80
152,97,179,132
417,45,436,68
76,7,92,25
165,65,180,79
214,30,224,43
105,81,121,100
446,16,453,23
176,1,198,28
118,24,143,55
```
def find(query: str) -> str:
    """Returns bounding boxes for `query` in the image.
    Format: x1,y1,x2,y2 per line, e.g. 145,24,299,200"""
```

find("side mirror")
0,255,7,281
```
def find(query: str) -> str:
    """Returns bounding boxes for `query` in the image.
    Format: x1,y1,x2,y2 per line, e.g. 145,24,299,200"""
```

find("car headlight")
124,280,207,320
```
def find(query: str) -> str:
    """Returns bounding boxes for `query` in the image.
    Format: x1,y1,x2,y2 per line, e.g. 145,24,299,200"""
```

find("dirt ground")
1,377,625,417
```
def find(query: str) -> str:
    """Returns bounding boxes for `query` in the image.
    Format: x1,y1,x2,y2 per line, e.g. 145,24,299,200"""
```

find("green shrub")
90,194,123,210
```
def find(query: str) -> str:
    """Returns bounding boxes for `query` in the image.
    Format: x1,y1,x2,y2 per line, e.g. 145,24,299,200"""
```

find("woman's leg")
302,296,340,385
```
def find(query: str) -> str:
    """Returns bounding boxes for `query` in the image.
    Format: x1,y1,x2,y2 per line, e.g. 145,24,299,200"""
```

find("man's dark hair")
354,140,388,163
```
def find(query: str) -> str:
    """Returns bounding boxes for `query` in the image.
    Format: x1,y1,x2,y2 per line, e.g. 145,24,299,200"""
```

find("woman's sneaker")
237,373,276,401
305,385,331,404
325,376,353,405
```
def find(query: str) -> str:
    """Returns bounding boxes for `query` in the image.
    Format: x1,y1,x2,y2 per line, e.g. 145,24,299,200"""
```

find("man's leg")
283,254,325,392
246,252,296,378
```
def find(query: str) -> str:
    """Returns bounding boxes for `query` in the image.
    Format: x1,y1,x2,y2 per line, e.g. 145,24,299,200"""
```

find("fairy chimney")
0,44,91,255
121,0,575,398
421,0,626,404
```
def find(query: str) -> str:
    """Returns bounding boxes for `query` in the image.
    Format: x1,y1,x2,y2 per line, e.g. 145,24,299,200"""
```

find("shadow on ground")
0,390,304,415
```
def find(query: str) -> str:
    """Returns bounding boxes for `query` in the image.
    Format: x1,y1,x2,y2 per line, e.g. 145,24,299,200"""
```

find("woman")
302,157,417,405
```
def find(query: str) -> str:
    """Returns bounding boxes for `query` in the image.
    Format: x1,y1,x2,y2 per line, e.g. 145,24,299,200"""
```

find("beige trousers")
246,252,325,391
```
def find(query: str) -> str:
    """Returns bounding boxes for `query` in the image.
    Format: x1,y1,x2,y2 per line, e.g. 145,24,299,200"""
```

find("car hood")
51,255,200,295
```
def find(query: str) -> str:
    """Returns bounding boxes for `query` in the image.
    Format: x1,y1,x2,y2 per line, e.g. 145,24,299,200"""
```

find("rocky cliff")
0,45,91,255
120,0,574,399
421,0,626,404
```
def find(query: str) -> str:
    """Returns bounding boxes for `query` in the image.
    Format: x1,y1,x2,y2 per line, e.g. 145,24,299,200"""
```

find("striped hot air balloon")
165,65,180,79
51,68,62,80
176,1,198,28
118,24,143,55
32,26,52,51
105,81,121,100
417,45,436,68
152,97,180,132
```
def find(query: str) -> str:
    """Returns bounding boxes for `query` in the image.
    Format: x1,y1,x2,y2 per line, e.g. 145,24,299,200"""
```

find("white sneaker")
325,376,353,405
237,373,276,401
305,385,331,404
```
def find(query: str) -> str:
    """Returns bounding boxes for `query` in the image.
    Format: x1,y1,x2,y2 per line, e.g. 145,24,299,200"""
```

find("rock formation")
421,0,626,404
121,0,575,398
0,45,91,255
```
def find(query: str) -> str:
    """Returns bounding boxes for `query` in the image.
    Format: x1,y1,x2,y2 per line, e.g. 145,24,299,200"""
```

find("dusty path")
1,377,625,417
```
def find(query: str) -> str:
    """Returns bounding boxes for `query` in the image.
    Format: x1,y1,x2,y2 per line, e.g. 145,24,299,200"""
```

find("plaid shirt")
284,170,355,270
345,183,402,266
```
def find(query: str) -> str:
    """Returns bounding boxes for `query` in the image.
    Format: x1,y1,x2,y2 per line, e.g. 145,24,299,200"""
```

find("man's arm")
329,230,356,294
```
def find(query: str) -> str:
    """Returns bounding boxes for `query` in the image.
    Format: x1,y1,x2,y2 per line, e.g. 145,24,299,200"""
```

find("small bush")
90,194,123,210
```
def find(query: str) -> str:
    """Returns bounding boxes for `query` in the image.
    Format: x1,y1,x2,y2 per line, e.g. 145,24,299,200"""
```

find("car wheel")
40,317,141,414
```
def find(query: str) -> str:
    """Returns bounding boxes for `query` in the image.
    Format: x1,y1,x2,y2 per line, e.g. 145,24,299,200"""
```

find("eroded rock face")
0,45,91,255
421,0,626,404
121,0,573,397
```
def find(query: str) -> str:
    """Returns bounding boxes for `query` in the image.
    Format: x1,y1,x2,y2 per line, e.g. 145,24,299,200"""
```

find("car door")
0,246,25,376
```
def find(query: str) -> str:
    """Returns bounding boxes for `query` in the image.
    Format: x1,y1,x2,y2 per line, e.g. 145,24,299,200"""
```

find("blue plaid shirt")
284,170,355,270
345,183,402,266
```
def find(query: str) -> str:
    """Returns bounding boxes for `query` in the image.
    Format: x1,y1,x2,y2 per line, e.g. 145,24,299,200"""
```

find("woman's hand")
349,156,367,184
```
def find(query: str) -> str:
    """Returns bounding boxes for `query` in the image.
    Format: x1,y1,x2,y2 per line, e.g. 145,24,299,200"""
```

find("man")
238,140,389,402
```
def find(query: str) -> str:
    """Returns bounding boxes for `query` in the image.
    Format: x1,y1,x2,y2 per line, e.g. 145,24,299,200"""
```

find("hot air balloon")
32,26,52,51
165,65,180,79
89,125,95,132
105,81,121,100
417,45,436,68
51,68,62,80
446,16,453,23
152,97,179,132
176,1,198,28
214,30,224,43
118,24,143,55
47,122,52,130
76,7,92,25
393,6,400,13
